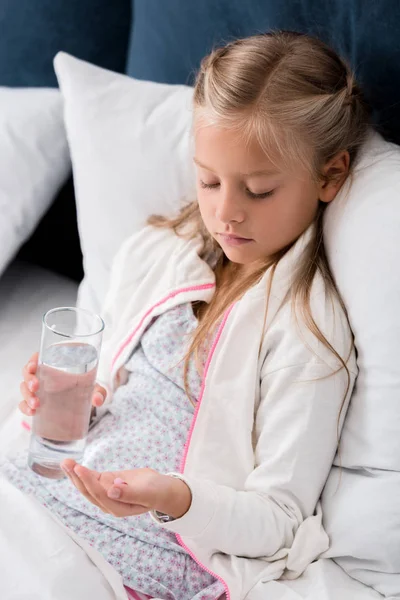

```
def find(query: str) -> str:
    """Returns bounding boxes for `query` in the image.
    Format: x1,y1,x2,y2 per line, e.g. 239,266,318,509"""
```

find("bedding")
0,472,128,600
0,271,385,600
322,132,400,597
53,52,195,315
0,0,399,596
0,88,70,279
0,230,386,600
0,468,384,600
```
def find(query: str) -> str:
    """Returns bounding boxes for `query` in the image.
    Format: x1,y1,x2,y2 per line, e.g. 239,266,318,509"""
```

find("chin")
222,248,254,264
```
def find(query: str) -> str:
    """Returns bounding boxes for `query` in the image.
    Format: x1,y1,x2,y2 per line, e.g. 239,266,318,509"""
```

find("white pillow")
322,131,400,597
0,88,70,277
53,52,195,314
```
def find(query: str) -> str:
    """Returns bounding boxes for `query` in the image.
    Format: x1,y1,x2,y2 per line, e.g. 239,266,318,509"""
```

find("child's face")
194,123,324,269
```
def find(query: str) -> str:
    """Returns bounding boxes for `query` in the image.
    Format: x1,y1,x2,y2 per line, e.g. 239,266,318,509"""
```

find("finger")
26,375,39,394
106,482,149,511
63,461,114,489
107,469,159,507
107,481,150,516
73,465,114,513
92,384,106,407
22,366,39,393
106,478,150,512
61,459,79,473
29,351,39,364
18,399,35,417
19,382,39,411
74,466,147,517
61,460,98,498
62,462,108,512
92,392,105,407
20,381,38,408
22,353,39,379
20,375,39,400
114,478,128,485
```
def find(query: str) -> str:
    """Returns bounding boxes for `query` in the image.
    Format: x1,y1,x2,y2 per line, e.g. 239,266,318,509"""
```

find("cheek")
197,190,213,221
253,187,318,241
275,197,316,231
283,200,319,245
291,186,320,224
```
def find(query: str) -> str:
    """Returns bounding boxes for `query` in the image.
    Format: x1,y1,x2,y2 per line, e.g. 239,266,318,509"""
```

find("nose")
215,186,245,224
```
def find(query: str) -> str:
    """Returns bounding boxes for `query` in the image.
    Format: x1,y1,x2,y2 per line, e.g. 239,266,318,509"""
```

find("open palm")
61,459,161,517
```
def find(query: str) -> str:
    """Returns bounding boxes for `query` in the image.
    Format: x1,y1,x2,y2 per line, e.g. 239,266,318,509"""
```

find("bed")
1,2,399,599
0,257,385,598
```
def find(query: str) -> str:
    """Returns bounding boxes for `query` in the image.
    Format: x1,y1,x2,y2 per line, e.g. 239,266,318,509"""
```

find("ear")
319,150,350,203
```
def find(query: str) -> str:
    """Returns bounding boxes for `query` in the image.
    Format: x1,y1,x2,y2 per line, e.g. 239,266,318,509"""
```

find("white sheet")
0,476,385,600
261,561,385,599
0,472,128,599
0,261,384,600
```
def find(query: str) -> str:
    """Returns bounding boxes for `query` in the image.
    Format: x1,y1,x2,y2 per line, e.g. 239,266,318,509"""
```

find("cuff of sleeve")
149,472,218,537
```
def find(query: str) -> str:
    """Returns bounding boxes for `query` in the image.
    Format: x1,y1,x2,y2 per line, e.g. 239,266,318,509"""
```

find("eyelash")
199,180,274,200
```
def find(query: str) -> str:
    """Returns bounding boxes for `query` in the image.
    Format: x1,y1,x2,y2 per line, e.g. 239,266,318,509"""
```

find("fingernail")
61,463,72,473
28,398,37,409
28,381,35,392
95,393,104,405
114,477,127,485
108,487,121,499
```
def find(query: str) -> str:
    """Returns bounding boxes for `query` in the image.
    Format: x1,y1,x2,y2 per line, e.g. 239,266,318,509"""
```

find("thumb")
107,479,128,500
92,384,106,407
107,470,161,507
107,481,149,509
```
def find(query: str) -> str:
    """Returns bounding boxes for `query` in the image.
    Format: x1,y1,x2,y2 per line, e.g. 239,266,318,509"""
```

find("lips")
218,233,251,240
218,233,253,247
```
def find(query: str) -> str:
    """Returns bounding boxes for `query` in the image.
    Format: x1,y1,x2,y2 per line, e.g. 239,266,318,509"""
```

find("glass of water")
28,307,104,479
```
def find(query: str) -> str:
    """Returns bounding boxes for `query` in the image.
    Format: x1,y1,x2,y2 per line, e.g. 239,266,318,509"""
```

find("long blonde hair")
148,31,370,411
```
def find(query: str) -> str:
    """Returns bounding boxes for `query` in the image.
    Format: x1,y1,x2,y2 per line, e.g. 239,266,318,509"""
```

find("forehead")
194,122,278,176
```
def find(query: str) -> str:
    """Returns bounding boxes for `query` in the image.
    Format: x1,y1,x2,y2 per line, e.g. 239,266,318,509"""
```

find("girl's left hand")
61,459,192,519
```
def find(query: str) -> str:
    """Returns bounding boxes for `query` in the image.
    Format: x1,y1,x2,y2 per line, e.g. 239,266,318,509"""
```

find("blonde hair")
148,31,370,415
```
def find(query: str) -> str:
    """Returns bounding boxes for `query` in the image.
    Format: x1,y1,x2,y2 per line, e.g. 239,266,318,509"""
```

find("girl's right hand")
19,352,107,417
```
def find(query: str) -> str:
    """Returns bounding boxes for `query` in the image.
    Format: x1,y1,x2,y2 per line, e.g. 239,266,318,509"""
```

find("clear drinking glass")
27,307,104,479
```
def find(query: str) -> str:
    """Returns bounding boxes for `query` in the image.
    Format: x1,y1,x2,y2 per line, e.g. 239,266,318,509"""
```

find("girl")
12,31,369,600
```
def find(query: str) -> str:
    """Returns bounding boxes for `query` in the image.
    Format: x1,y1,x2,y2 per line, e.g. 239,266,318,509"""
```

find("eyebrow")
193,157,279,177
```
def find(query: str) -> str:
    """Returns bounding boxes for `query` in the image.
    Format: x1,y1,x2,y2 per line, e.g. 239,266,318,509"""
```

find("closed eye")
246,189,275,199
200,180,220,190
199,180,275,200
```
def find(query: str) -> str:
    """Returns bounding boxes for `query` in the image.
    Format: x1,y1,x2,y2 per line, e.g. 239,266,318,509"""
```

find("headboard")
128,0,400,145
